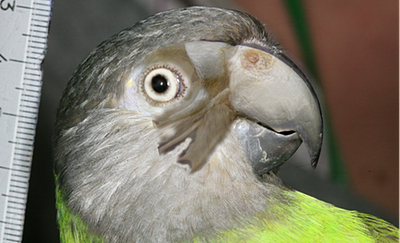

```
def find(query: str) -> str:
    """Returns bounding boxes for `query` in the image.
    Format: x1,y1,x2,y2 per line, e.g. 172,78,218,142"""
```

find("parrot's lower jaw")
232,118,302,175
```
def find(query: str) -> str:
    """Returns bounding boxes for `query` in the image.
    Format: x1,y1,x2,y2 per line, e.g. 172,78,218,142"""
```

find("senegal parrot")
53,6,399,242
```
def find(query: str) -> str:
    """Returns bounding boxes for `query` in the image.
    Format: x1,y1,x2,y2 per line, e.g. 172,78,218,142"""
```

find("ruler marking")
30,22,48,28
30,29,47,35
15,137,34,143
22,34,47,40
24,78,41,84
24,71,41,76
19,99,39,105
8,141,34,147
33,2,51,7
16,130,35,136
13,148,33,154
1,1,51,241
9,184,28,190
3,211,24,217
32,12,49,18
3,194,26,201
26,55,42,60
0,54,8,62
12,153,31,158
17,126,36,132
0,220,22,227
11,179,29,185
4,230,22,237
0,166,11,171
8,173,30,179
11,161,31,166
19,109,40,115
6,201,26,207
28,39,46,45
16,5,32,10
2,112,17,117
3,237,20,242
21,93,40,99
12,158,31,164
5,226,23,232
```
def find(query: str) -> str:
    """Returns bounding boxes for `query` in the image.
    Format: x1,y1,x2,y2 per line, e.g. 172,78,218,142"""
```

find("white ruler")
0,0,51,241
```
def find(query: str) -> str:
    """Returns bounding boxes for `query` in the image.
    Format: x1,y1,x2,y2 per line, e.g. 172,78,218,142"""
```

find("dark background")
22,0,398,241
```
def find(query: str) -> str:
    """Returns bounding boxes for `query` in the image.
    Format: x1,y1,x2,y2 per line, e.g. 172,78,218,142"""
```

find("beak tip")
311,159,318,169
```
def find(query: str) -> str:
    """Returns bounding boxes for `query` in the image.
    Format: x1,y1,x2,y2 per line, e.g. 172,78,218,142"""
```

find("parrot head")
54,6,322,242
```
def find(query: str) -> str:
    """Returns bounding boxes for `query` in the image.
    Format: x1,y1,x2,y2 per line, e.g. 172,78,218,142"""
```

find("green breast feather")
56,184,105,243
199,190,399,243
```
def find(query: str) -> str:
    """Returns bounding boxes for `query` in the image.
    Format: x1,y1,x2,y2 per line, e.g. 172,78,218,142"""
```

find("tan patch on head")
241,49,275,71
202,75,230,98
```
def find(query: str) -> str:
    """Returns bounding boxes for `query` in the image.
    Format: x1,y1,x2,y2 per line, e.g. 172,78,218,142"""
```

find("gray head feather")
54,6,285,243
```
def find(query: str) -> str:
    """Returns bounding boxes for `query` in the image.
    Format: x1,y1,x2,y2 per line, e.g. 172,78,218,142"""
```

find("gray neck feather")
55,109,284,243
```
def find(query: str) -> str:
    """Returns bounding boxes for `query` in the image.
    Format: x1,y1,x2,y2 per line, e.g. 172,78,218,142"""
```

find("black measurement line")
33,1,51,7
17,125,36,131
0,53,8,62
26,55,42,60
7,200,26,206
0,166,11,171
9,190,25,195
31,22,48,28
5,215,25,223
10,184,28,190
27,44,44,50
4,230,22,237
16,5,32,9
9,140,34,147
14,147,33,153
2,112,17,117
13,158,31,164
16,126,36,133
3,237,20,242
4,210,24,216
28,50,44,56
11,178,29,184
24,78,42,84
19,109,39,115
32,12,49,18
4,223,24,232
28,39,46,45
6,205,25,212
15,136,34,142
0,220,22,227
3,113,35,120
20,99,39,105
0,166,29,174
12,161,32,167
9,59,36,65
25,66,40,71
30,28,47,34
1,193,26,200
22,93,40,99
13,152,31,158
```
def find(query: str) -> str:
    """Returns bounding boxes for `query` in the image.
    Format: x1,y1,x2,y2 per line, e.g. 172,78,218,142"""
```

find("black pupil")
151,75,169,93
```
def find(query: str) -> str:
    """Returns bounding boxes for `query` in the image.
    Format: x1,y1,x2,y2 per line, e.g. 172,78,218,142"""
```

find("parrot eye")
143,67,183,103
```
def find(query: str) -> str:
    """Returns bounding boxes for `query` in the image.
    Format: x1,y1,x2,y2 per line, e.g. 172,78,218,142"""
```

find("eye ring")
142,65,185,104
